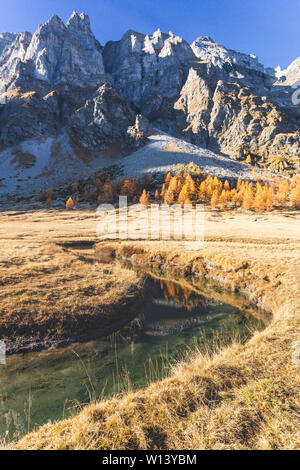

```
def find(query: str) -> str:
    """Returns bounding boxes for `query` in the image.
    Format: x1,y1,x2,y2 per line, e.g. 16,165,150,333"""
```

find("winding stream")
0,268,269,441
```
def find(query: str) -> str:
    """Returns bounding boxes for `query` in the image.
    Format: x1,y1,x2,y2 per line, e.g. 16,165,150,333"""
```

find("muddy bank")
2,236,276,357
3,238,275,356
95,243,276,315
2,281,145,355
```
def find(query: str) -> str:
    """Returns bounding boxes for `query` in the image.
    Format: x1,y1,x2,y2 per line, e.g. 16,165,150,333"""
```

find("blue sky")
0,0,299,68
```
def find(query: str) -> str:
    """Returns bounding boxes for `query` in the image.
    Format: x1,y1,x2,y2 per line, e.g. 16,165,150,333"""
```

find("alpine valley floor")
1,208,299,449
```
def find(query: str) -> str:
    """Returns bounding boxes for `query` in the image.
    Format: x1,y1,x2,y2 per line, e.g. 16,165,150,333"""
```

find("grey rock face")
23,12,105,87
0,11,299,181
0,90,61,147
132,114,154,136
0,11,105,100
102,27,300,160
0,31,32,96
126,114,152,150
69,83,136,153
276,57,300,86
0,32,20,56
174,65,300,159
191,36,274,77
103,28,194,116
0,12,108,150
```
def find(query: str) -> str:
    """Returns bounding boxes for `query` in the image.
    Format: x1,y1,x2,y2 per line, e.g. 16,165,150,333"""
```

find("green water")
0,273,269,441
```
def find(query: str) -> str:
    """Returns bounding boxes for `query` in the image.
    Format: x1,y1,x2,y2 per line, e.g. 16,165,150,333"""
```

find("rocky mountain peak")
103,27,194,109
152,28,163,38
275,57,300,85
66,11,92,32
0,12,105,88
197,36,215,43
43,13,66,30
191,36,274,77
0,11,299,197
148,28,165,52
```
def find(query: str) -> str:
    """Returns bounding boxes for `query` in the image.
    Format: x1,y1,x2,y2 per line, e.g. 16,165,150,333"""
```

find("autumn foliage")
153,164,300,212
47,161,299,213
139,189,150,205
66,197,75,209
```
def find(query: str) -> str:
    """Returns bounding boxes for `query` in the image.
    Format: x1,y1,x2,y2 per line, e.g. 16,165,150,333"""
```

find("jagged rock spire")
15,11,105,86
45,13,65,29
66,11,91,31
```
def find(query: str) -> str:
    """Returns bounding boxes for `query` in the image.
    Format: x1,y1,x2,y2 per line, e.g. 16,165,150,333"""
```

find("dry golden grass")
0,209,141,353
0,89,36,100
1,208,299,449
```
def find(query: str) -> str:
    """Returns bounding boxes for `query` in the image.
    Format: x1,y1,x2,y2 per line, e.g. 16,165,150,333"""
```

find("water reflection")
159,279,204,311
0,271,270,442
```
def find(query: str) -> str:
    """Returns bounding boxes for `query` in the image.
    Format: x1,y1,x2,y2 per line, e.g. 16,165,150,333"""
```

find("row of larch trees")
139,169,300,211
41,163,300,211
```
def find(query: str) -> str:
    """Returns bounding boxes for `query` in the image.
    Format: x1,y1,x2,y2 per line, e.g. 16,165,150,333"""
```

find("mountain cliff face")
103,28,193,113
276,57,300,86
0,12,105,92
173,63,300,159
0,11,299,197
0,32,21,56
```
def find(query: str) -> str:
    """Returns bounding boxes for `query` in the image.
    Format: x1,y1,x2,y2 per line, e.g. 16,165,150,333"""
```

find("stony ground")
0,132,254,200
117,133,255,180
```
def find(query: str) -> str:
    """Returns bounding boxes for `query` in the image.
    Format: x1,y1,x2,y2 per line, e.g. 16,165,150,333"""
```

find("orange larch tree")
160,183,167,199
165,172,172,188
290,186,300,208
66,197,75,209
210,189,220,208
164,189,174,205
276,178,289,206
242,183,254,211
139,189,150,206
